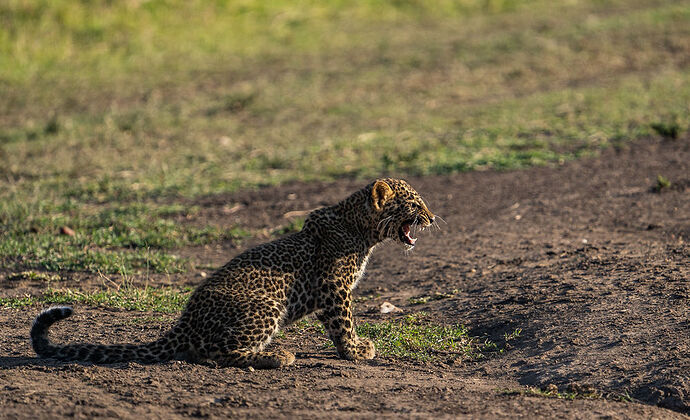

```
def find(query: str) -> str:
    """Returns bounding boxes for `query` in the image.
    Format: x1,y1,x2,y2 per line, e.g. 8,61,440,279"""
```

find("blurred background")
0,0,688,275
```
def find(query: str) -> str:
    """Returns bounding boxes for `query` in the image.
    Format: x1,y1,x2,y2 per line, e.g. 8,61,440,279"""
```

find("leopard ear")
371,180,395,211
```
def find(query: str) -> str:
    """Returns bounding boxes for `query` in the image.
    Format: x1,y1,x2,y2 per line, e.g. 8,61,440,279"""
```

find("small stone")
59,226,75,236
218,136,232,147
246,366,255,372
380,302,403,314
222,203,244,214
199,271,208,278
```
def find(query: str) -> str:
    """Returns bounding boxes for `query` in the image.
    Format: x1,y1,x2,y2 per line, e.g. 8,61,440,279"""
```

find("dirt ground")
1,136,689,419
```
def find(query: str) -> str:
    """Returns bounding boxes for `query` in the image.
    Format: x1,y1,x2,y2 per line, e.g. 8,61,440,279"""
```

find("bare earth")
1,137,688,419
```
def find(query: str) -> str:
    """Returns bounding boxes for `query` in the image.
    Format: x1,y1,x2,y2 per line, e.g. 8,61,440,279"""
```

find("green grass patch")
0,286,192,313
6,271,63,283
0,0,537,86
279,312,510,361
356,312,501,361
0,235,187,274
0,200,251,273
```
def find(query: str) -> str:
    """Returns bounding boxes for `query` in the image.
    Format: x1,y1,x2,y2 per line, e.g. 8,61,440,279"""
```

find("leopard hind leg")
214,348,295,369
206,303,295,369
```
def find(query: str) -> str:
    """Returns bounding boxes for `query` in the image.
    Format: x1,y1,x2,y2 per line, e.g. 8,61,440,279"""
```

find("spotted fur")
31,178,436,368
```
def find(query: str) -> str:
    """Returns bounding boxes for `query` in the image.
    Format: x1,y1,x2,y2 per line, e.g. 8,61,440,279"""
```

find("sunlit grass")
357,313,501,361
0,286,192,313
280,313,506,361
0,0,538,85
0,201,251,273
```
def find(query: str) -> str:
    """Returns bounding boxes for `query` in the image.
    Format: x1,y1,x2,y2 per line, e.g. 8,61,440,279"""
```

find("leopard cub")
31,178,436,368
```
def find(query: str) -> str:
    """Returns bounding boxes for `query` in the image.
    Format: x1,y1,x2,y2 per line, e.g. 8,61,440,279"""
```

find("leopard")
31,178,436,368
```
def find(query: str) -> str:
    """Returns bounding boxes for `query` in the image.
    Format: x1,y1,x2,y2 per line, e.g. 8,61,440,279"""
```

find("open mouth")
398,222,417,246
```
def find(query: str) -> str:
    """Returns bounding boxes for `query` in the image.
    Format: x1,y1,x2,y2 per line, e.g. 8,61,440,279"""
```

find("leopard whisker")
377,215,392,230
378,216,395,240
377,218,389,236
432,215,446,231
384,217,396,239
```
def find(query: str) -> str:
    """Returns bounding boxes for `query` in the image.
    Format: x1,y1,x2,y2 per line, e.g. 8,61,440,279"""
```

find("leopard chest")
351,250,372,290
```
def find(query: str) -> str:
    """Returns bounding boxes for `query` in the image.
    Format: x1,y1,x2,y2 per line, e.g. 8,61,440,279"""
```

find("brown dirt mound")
1,136,689,419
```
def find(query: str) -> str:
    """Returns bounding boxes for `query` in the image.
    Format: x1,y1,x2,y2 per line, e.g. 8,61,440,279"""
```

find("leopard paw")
354,337,376,360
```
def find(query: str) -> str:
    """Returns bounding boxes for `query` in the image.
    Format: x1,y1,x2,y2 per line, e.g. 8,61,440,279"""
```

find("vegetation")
501,384,602,400
0,201,252,273
357,312,501,361
1,0,688,274
0,286,192,313
655,174,672,191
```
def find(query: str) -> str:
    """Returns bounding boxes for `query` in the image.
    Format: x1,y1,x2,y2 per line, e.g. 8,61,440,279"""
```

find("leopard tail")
30,306,184,364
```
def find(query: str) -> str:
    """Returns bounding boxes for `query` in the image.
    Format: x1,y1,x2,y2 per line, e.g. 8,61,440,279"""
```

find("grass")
244,312,498,362
655,174,672,191
0,286,192,313
501,384,602,400
0,201,251,273
356,312,502,361
1,0,689,275
6,271,63,283
277,312,520,361
277,310,507,362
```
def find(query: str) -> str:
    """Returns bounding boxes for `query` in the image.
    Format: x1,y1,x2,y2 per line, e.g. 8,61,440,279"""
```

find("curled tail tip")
54,305,73,317
36,305,73,321
32,305,73,331
45,305,73,316
31,306,74,357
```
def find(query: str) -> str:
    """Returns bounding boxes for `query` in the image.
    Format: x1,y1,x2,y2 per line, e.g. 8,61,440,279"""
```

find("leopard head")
370,178,436,249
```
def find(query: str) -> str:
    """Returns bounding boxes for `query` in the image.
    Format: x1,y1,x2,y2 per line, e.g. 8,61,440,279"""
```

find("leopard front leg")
317,290,375,361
